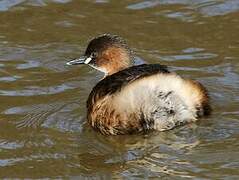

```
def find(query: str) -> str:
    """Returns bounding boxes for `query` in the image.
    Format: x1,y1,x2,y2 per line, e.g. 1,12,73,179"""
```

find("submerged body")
67,34,211,135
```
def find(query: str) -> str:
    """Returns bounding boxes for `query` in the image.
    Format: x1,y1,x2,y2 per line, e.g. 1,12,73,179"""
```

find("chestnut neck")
97,46,132,76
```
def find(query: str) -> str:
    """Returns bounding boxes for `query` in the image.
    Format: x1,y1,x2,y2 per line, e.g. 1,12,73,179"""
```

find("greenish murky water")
0,0,238,179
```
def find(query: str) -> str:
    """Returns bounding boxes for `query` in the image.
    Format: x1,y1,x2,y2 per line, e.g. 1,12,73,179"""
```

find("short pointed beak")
66,56,86,65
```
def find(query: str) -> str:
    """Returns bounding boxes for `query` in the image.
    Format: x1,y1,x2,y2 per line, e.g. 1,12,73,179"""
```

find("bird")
66,34,211,135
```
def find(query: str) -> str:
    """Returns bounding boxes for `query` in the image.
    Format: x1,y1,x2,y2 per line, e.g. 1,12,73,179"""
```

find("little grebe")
67,34,211,135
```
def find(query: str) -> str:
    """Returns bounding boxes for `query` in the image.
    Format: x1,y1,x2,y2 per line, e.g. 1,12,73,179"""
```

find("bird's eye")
91,52,98,58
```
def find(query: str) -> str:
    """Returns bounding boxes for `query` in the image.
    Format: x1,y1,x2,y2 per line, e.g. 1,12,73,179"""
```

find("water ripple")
0,140,24,150
0,0,72,11
127,0,239,17
0,84,75,96
0,0,25,12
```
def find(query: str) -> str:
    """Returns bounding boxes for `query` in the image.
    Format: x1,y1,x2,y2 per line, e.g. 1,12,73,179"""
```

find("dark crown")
84,34,131,57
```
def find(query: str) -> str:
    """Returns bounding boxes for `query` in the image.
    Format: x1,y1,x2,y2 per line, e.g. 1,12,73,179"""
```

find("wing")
87,64,169,110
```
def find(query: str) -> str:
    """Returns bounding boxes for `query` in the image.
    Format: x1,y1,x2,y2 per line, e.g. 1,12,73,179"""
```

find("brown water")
0,0,238,179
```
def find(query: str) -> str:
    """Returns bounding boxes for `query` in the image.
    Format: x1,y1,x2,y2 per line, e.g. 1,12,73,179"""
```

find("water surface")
0,0,239,179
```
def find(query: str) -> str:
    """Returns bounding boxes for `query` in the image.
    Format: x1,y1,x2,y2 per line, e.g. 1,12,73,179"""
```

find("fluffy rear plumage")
87,64,210,135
